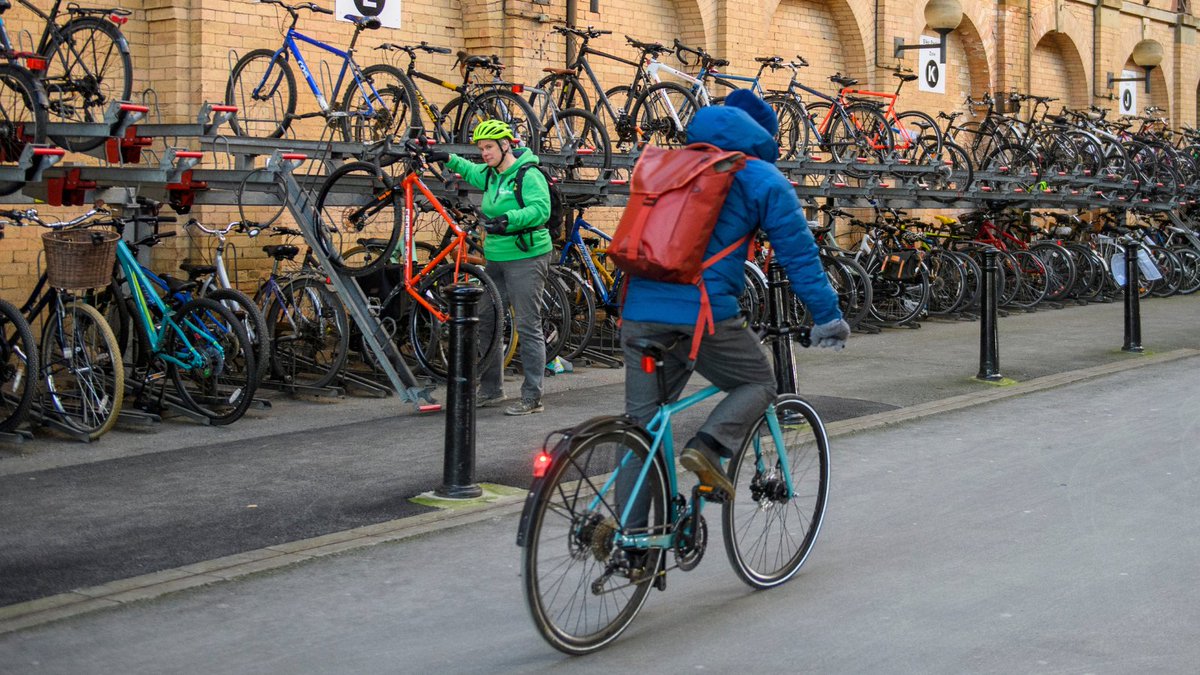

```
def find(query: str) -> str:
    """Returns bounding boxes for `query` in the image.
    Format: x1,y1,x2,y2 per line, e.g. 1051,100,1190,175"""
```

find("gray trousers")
622,315,776,456
616,315,776,529
478,253,551,401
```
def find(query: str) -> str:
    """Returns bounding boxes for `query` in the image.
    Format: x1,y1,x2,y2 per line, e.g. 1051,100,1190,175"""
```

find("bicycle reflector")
641,356,656,373
532,449,552,478
110,14,129,25
511,84,524,94
23,56,46,72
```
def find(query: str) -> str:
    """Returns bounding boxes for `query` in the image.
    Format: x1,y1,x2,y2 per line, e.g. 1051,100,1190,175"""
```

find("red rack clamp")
46,168,98,207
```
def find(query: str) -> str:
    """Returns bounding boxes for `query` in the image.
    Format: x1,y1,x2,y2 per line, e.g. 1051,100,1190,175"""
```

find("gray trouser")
616,315,776,529
622,315,776,455
478,253,551,402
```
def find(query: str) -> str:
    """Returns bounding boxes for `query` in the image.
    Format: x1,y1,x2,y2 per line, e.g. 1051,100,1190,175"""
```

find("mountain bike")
16,0,133,152
225,0,406,142
518,325,829,654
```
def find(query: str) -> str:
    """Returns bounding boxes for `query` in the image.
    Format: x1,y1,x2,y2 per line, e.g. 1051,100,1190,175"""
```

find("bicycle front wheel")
407,263,502,380
629,81,698,148
315,161,401,277
225,48,297,139
341,64,419,143
39,301,124,440
0,298,37,433
522,421,668,655
723,394,829,589
166,297,256,426
266,276,349,390
40,17,133,152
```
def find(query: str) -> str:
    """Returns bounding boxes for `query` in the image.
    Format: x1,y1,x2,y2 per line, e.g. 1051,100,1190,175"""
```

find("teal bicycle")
517,328,829,654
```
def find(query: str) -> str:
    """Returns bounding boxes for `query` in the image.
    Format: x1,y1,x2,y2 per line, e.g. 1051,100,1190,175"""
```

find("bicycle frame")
257,27,383,117
398,172,474,322
566,39,647,123
113,240,221,371
558,213,620,305
594,386,794,550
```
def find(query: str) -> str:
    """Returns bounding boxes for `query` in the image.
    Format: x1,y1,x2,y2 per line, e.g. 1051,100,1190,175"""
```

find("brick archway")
760,0,868,94
1031,32,1089,109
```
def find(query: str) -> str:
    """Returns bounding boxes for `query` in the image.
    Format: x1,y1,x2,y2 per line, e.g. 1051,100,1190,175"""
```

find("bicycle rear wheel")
225,48,296,139
205,287,270,388
266,276,349,389
167,297,256,426
39,300,124,440
0,63,48,197
407,262,502,380
723,394,829,589
522,420,668,655
41,17,133,152
553,266,596,361
0,298,37,433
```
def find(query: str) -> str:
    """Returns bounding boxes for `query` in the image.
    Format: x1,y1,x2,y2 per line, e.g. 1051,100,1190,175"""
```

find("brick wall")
3,0,1200,299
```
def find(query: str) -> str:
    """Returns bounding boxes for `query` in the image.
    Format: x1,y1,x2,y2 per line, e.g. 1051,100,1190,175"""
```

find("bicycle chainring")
673,514,707,571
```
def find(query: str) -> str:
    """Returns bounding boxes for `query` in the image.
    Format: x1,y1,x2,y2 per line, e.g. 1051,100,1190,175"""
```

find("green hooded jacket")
445,148,552,262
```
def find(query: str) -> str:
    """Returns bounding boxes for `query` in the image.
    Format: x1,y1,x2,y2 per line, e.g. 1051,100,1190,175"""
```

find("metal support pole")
976,247,1004,381
437,285,484,499
1122,244,1144,353
765,258,798,394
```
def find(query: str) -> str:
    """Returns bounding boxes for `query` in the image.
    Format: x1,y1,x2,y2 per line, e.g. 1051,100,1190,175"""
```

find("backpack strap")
687,233,751,361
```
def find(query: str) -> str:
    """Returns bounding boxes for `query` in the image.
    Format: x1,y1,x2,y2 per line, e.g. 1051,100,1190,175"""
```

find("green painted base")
411,482,526,510
972,376,1018,386
1116,348,1153,356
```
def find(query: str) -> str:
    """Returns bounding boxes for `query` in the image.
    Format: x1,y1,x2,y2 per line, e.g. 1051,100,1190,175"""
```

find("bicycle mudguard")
515,415,648,548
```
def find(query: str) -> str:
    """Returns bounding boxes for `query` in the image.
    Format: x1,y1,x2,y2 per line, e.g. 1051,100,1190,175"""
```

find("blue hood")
685,105,780,163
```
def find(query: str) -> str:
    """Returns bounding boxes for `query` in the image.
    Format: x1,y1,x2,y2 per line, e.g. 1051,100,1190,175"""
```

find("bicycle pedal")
696,484,730,503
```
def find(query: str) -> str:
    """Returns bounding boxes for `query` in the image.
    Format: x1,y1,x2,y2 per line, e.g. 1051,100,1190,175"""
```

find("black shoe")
680,445,735,499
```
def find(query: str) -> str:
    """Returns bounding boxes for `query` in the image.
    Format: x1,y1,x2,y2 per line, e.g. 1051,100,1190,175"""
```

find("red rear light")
24,57,46,72
511,84,524,94
110,14,129,25
641,355,656,373
532,450,552,478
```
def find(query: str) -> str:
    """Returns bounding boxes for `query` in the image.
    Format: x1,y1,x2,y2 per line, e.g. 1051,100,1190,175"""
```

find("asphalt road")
2,358,1198,673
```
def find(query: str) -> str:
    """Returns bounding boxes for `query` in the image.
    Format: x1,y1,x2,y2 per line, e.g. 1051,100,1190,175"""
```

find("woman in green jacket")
430,120,553,415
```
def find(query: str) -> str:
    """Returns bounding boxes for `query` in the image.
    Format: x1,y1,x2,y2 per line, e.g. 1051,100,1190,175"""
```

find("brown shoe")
680,445,735,499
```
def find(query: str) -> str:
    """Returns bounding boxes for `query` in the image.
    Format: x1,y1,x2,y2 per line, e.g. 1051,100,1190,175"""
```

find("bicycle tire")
39,300,124,440
926,140,974,203
407,262,502,380
764,94,804,161
827,103,893,179
924,249,968,315
541,269,572,363
1148,246,1183,297
1171,246,1200,295
531,72,589,126
723,394,829,589
894,109,943,157
0,297,37,433
1005,250,1048,309
166,297,256,425
266,276,349,390
41,17,133,152
552,265,596,361
629,81,698,148
867,259,929,326
458,89,541,153
341,63,419,144
205,287,270,387
225,48,297,139
0,63,49,197
1030,242,1077,302
594,85,638,155
540,107,612,189
314,160,401,277
522,420,668,655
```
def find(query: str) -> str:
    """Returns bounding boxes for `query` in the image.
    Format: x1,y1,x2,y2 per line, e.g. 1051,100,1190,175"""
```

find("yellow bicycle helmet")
471,119,516,143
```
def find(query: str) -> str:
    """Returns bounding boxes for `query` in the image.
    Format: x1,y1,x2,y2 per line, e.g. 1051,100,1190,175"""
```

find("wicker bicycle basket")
41,229,119,290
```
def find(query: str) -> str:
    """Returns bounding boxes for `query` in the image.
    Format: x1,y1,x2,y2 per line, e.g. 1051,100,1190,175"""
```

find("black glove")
483,215,508,235
426,150,451,163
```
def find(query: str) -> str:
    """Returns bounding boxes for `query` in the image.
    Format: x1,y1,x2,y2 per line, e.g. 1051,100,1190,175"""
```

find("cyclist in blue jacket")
621,89,850,498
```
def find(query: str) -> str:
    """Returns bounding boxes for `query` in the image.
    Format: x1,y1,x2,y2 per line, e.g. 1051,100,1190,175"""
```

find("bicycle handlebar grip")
312,4,334,14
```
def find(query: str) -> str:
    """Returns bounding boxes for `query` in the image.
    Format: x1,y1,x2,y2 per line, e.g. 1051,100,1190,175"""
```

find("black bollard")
437,285,484,499
766,258,798,394
976,247,1003,381
1122,244,1144,353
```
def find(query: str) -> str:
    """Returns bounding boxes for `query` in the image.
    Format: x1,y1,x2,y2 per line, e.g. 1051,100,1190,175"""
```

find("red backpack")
610,143,750,359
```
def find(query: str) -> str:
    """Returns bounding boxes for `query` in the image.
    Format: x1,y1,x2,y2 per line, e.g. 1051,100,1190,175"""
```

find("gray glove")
810,318,850,351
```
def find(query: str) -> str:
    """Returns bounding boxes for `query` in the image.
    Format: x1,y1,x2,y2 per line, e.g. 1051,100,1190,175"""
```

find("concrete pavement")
1,356,1198,673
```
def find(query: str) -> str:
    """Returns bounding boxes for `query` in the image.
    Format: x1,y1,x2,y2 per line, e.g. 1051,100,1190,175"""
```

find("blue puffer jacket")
621,103,842,328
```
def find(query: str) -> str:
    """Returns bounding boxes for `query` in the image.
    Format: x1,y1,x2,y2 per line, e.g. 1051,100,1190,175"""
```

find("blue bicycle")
224,0,417,142
518,327,830,654
558,209,623,309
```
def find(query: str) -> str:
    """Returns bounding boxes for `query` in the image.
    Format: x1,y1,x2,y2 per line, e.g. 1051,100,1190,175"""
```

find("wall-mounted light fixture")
1107,39,1164,94
895,0,963,64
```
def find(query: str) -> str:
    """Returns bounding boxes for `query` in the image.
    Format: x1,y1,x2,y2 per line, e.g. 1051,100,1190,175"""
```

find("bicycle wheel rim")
523,426,666,655
225,49,296,139
38,301,124,440
408,263,501,380
267,277,349,389
42,19,133,151
168,298,256,426
722,395,829,589
315,162,401,276
0,299,37,433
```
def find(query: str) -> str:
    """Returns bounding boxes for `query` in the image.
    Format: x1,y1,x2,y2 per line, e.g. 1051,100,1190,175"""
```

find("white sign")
917,35,946,94
1118,69,1137,115
335,0,401,29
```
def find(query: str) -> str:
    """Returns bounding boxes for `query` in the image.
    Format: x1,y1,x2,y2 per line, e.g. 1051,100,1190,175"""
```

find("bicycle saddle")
894,72,918,82
159,274,198,295
179,262,216,279
710,58,730,68
829,74,858,87
357,237,391,249
626,334,684,360
263,244,300,261
349,15,381,30
542,67,574,75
